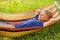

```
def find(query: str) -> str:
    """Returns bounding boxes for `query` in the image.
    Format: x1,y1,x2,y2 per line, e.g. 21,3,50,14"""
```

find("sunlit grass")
0,0,60,40
0,0,54,14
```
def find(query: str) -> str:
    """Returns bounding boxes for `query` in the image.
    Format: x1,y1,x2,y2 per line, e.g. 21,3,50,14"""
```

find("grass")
0,0,54,14
0,0,60,40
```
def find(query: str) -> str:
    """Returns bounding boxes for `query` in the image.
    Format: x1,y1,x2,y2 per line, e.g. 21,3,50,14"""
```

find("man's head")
38,9,52,22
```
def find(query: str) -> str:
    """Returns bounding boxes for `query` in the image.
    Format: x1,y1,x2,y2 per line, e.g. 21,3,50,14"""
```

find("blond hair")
43,9,53,19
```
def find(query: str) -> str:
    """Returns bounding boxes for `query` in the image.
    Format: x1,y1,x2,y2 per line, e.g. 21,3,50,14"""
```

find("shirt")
14,14,44,28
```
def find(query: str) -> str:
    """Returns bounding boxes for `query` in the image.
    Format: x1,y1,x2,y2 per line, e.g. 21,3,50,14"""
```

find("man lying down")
0,4,60,28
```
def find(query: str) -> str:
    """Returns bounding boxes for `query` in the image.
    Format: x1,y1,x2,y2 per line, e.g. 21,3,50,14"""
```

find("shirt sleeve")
34,14,39,19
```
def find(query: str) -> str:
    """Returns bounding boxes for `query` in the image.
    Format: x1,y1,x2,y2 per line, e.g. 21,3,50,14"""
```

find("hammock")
0,3,58,37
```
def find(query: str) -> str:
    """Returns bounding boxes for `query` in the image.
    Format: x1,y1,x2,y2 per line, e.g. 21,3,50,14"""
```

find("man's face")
38,11,50,22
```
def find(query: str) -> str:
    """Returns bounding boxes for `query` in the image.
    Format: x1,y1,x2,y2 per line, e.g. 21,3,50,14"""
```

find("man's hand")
46,4,59,18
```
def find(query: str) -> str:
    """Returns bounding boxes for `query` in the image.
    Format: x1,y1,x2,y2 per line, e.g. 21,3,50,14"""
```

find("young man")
0,4,60,28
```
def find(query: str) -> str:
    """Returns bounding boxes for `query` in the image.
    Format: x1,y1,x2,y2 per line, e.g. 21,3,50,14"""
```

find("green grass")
0,0,54,14
0,0,60,40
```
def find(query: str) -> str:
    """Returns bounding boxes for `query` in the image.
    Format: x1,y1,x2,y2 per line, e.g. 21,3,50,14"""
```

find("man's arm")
43,18,58,27
43,14,60,27
43,3,60,27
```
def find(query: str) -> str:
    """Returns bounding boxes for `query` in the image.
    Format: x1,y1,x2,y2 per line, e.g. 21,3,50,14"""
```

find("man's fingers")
52,11,59,18
47,4,55,10
43,4,57,13
49,6,59,18
51,7,57,13
36,4,56,13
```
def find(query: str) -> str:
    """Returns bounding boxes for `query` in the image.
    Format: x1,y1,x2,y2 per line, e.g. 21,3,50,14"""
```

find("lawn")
0,0,60,40
0,0,55,13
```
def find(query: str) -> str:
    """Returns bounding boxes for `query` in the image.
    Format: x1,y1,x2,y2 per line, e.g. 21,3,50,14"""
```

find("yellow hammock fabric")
0,11,35,20
0,29,41,37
